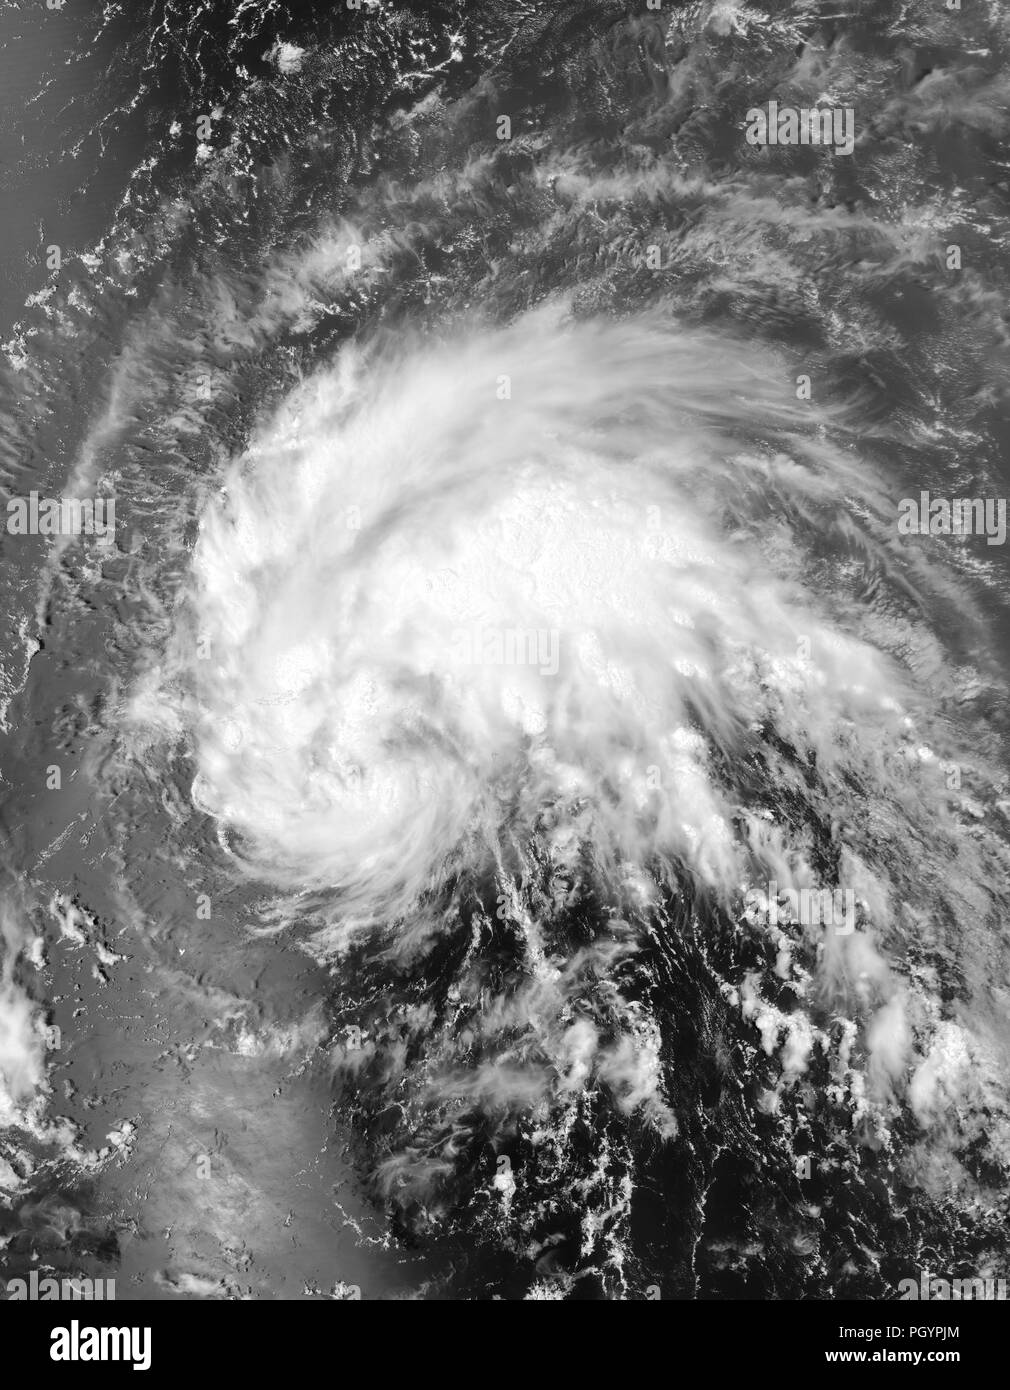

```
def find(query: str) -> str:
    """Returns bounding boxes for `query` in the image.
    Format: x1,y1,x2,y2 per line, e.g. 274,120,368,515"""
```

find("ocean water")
0,0,1009,1301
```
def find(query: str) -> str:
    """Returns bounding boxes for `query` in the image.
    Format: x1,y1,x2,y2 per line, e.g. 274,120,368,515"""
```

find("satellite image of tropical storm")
0,0,1009,1332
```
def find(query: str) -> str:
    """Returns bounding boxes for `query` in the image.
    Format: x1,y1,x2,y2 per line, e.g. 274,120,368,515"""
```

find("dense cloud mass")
0,0,1009,1303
